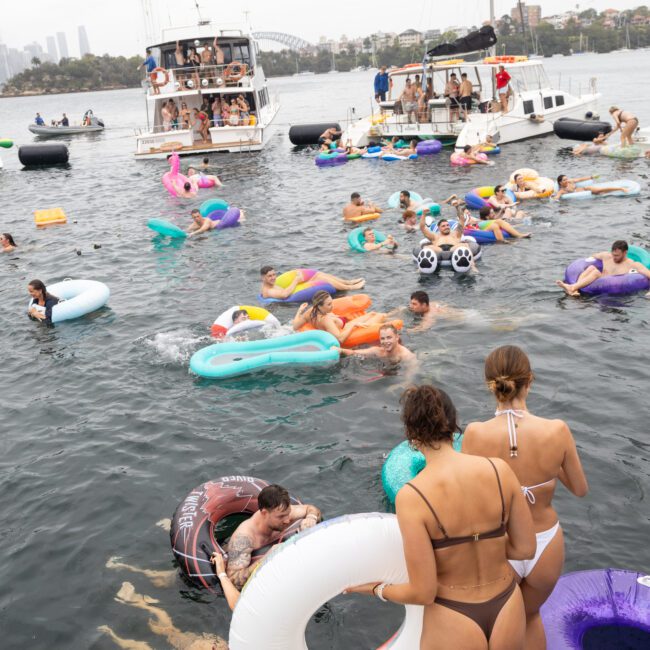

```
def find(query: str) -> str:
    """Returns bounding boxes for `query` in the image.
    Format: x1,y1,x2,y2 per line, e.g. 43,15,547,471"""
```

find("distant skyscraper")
56,31,69,60
24,41,45,65
78,25,90,57
0,44,11,84
46,35,59,63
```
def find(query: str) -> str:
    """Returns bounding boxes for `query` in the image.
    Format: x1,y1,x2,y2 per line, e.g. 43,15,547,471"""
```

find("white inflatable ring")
229,512,423,649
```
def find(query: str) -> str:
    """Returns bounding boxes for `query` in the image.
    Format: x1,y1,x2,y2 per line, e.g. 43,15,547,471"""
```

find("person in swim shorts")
462,345,588,649
343,192,383,221
337,324,415,364
399,79,421,124
259,266,364,300
225,484,321,589
556,239,650,296
553,174,629,199
346,384,535,649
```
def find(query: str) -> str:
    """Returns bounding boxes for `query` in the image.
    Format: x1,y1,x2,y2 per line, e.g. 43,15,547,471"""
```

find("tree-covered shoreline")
1,54,142,97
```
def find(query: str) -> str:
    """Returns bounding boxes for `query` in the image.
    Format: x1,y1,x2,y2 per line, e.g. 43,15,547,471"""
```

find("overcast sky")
0,0,641,57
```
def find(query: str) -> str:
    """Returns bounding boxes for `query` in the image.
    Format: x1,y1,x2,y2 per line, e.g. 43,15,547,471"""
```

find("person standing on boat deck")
168,99,179,130
459,73,473,121
211,96,223,126
346,384,536,650
138,48,157,74
180,102,191,129
374,65,390,103
161,101,172,132
60,113,69,127
213,37,225,65
608,106,639,148
200,41,214,66
228,99,240,126
35,113,45,126
192,107,210,142
444,72,461,122
463,346,588,650
399,79,421,124
496,65,511,113
414,74,422,91
174,40,188,88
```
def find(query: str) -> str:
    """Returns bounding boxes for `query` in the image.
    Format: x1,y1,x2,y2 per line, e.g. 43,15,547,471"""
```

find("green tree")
31,57,41,66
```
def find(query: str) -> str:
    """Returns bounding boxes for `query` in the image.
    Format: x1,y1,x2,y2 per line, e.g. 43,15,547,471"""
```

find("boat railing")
147,64,254,96
134,112,259,136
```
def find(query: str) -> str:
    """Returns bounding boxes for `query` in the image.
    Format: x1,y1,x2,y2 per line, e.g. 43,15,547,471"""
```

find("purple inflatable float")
564,258,650,295
541,569,650,649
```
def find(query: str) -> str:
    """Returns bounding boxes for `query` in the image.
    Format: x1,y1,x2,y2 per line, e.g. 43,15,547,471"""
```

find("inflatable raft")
189,330,340,379
29,279,110,324
556,179,640,201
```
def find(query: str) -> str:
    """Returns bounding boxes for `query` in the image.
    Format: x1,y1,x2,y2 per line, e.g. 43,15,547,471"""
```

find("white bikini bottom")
509,521,560,579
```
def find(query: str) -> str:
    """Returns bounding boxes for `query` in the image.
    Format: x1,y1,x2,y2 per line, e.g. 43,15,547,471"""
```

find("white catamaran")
342,55,600,150
134,21,279,159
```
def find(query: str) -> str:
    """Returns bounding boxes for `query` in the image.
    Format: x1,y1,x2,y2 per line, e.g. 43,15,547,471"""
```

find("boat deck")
135,139,262,157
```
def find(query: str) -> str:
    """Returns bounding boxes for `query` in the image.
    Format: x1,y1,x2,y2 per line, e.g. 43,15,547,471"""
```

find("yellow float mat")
34,207,67,227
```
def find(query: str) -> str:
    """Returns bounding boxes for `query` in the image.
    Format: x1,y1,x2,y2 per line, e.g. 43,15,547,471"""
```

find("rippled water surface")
1,52,649,648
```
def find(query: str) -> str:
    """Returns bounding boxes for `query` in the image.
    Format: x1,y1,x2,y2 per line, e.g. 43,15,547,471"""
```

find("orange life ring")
224,61,248,82
150,67,170,88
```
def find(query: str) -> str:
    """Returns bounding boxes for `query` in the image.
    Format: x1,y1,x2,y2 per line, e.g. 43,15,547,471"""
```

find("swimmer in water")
231,309,249,325
553,174,629,199
260,266,364,300
406,290,464,332
27,279,60,324
337,323,416,364
187,166,222,189
98,581,228,650
186,209,217,236
362,227,398,252
1,233,17,253
292,289,388,345
556,239,650,296
342,192,383,221
175,180,197,199
400,209,418,232
200,156,210,170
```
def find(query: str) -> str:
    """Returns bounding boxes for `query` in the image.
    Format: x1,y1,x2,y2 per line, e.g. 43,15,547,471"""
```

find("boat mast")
489,0,496,56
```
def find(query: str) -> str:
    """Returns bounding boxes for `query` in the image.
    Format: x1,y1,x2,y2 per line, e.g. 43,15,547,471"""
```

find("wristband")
375,582,389,602
306,513,318,521
218,572,228,580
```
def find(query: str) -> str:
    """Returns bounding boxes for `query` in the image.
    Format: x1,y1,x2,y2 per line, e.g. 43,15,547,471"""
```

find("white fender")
229,513,423,649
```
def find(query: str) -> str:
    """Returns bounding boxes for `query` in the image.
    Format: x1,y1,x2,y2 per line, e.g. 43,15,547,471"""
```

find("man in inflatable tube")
259,266,365,300
419,207,479,273
224,484,321,589
337,323,416,365
342,192,383,221
557,240,650,296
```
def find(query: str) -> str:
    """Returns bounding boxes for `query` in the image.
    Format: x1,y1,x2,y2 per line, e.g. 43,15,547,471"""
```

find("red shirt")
496,70,511,90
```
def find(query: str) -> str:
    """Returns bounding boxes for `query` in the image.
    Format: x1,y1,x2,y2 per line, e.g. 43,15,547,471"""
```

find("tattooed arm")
226,533,254,589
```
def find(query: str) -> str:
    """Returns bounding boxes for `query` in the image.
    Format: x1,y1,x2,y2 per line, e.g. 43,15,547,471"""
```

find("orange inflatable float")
298,294,403,348
346,212,381,224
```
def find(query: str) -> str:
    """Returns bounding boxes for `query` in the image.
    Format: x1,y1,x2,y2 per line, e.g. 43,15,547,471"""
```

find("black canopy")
427,25,497,58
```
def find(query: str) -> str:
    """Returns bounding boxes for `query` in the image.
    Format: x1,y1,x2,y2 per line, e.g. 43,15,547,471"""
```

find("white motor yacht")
342,54,600,150
134,22,279,159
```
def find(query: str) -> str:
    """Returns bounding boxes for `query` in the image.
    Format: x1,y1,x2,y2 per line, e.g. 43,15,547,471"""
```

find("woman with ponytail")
462,346,588,650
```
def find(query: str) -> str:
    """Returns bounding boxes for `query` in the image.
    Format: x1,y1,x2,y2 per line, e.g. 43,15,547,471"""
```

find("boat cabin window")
543,96,553,109
555,95,565,106
522,99,534,115
508,67,527,92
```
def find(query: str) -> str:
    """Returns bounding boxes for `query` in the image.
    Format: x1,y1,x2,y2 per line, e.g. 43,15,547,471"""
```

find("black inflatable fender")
18,144,69,167
289,122,342,146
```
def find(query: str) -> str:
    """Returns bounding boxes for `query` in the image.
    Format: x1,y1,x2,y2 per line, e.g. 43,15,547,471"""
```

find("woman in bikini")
292,290,387,345
462,346,588,650
347,384,536,649
609,106,639,147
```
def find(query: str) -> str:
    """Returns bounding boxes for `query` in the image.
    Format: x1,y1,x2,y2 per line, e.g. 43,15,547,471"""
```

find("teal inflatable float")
348,227,386,253
147,218,187,238
190,330,341,379
382,436,464,505
199,197,229,217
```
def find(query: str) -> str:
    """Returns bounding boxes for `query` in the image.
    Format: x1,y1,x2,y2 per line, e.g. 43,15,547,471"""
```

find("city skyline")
0,0,644,58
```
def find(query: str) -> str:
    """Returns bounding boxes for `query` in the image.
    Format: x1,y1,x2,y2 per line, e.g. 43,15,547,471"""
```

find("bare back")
463,414,569,530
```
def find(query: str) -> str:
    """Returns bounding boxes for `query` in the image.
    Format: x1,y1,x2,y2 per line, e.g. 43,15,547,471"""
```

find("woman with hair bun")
347,384,535,649
462,346,588,650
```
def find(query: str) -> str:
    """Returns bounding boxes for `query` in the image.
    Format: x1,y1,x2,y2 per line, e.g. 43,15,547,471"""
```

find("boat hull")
28,125,104,136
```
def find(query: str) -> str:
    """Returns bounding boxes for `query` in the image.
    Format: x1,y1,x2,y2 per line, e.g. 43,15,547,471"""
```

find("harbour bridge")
252,32,313,52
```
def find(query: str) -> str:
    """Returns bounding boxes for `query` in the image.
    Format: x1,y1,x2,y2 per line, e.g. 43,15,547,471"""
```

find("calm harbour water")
1,51,649,648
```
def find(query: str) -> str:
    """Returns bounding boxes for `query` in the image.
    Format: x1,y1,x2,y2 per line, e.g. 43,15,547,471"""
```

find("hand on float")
299,517,317,531
211,552,227,574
